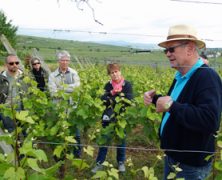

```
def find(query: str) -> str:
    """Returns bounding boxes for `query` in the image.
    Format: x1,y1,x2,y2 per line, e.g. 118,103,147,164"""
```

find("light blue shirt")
160,58,204,135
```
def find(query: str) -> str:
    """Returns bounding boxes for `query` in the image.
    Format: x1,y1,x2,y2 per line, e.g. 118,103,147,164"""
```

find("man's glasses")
164,43,187,54
32,62,40,65
8,62,19,66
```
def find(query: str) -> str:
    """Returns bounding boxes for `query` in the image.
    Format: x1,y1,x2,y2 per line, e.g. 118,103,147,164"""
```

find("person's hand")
144,90,156,106
111,86,122,95
156,96,172,112
114,86,122,93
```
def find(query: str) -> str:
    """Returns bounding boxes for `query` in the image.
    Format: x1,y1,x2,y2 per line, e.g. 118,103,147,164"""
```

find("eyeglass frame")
164,42,188,54
8,61,20,66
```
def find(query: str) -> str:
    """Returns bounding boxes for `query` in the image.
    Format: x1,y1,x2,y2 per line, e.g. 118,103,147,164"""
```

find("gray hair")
56,50,71,60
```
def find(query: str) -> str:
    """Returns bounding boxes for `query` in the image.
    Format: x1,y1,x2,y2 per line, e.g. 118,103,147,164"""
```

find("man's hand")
156,96,173,112
144,90,156,106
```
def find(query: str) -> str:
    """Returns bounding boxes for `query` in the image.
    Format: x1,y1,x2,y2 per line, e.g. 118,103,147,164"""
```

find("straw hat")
158,24,205,49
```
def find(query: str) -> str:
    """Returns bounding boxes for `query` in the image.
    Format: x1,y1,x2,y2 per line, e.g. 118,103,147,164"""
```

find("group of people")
0,50,132,174
0,24,222,180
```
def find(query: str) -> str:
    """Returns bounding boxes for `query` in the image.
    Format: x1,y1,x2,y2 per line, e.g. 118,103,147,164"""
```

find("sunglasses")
8,62,19,66
32,62,40,65
164,43,188,54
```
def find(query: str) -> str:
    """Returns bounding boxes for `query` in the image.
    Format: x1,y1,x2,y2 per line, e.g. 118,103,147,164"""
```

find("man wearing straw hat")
144,24,222,179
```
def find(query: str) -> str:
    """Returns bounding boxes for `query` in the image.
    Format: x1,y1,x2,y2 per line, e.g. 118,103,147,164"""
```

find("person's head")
200,53,209,65
5,54,20,74
107,63,122,82
158,24,205,73
56,50,71,72
31,57,41,71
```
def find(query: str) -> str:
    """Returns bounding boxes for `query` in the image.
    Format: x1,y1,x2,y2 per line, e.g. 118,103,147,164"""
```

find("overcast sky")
1,0,222,47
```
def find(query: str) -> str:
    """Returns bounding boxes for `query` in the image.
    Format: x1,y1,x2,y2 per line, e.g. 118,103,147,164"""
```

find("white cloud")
0,0,222,47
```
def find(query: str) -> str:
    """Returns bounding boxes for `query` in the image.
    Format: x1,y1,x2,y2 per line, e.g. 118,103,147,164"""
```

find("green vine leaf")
108,168,119,179
65,136,76,143
142,166,149,178
167,172,176,179
92,171,107,179
27,158,43,173
76,109,88,119
4,167,25,180
83,145,94,157
72,159,89,170
217,140,222,148
53,145,64,158
16,110,34,124
115,127,125,139
44,161,63,176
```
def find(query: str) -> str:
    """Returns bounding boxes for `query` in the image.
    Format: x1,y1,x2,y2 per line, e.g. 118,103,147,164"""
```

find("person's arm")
123,81,133,101
101,83,113,106
64,71,80,93
0,74,9,104
118,81,133,113
48,73,59,96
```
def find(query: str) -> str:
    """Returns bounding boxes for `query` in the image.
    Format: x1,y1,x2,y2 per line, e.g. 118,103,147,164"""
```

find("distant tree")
0,11,18,54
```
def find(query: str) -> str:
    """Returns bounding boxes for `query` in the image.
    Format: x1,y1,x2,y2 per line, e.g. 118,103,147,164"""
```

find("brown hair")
107,63,120,75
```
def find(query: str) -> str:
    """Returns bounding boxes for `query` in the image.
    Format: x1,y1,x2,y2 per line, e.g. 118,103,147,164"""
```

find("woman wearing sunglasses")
30,57,48,92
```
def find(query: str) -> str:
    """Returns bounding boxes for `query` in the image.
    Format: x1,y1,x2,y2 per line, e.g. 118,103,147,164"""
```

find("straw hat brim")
158,38,205,49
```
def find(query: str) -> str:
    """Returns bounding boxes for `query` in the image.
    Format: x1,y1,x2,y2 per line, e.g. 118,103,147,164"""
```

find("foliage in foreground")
0,64,221,179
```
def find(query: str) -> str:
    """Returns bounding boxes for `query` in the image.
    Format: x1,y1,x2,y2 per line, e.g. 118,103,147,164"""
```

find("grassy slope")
1,35,220,68
1,35,221,68
15,35,167,64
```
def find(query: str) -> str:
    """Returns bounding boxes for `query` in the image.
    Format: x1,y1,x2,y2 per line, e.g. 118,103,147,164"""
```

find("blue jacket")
154,64,222,166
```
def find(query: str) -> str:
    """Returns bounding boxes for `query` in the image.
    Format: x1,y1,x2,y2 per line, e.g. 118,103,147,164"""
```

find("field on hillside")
14,35,167,65
1,35,222,69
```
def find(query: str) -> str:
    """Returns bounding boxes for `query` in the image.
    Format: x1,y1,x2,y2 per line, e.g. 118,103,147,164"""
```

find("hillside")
1,35,221,67
15,35,167,65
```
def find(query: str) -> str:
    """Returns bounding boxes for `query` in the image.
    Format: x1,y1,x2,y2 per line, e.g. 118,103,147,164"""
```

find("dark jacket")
32,67,48,91
101,80,133,126
0,74,9,104
154,64,222,166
